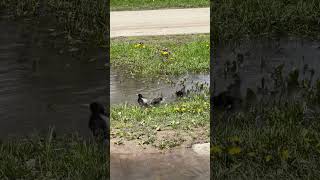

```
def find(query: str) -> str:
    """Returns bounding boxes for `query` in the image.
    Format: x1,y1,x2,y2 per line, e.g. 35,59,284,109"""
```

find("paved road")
110,8,210,37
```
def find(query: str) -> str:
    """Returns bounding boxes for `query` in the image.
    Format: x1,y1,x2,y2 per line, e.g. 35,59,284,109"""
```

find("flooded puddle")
0,17,107,137
111,150,209,180
111,70,209,105
214,38,320,97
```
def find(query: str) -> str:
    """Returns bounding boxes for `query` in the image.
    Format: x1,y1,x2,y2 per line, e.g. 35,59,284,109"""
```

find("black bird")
88,102,109,142
138,94,149,107
176,85,186,97
151,96,163,105
213,91,242,110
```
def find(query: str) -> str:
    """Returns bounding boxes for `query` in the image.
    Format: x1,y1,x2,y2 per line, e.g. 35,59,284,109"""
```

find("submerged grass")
111,0,209,11
0,132,108,179
0,0,108,45
211,0,320,44
111,34,210,79
111,93,210,149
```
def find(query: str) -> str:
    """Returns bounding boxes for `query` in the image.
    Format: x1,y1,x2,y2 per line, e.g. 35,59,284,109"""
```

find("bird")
176,85,186,97
213,91,242,110
150,96,163,105
88,102,109,142
137,94,149,107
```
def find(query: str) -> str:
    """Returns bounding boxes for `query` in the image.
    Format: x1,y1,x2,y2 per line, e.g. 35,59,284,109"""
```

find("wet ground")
0,16,107,137
111,150,210,180
214,38,320,97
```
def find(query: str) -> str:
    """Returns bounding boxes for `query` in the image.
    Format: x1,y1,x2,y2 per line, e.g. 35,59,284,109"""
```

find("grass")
0,131,108,179
211,0,320,44
0,0,108,45
111,34,210,79
111,93,210,149
212,67,320,178
111,0,209,11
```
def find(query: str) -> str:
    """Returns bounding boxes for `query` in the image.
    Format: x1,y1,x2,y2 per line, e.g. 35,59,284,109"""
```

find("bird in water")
88,102,109,142
150,96,163,105
176,85,186,97
137,94,149,107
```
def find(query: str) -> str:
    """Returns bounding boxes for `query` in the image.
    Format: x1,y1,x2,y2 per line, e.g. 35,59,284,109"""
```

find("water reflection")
0,17,107,137
214,38,320,96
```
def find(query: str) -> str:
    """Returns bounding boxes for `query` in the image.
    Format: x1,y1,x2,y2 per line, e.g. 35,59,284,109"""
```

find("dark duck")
176,85,186,97
138,94,149,107
88,102,109,142
150,96,163,105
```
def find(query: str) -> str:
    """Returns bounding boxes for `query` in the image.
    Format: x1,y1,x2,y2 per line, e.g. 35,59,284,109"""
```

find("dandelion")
134,42,145,48
228,146,241,155
211,145,223,154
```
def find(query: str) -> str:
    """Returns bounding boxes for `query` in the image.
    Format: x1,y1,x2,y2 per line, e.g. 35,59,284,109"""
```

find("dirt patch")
111,128,209,154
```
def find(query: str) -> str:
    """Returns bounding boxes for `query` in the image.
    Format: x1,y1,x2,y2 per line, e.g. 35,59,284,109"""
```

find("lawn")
111,34,210,79
0,0,109,45
111,0,209,11
211,0,320,44
0,131,109,179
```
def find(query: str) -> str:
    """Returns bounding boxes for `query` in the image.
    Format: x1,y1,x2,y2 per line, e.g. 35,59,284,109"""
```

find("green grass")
211,0,320,44
111,93,210,149
111,34,210,79
111,0,209,11
212,71,320,178
0,0,108,45
0,131,108,179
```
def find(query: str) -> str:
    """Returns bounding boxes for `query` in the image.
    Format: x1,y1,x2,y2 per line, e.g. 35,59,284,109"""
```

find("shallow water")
0,17,107,137
214,38,320,97
111,70,209,105
111,150,210,180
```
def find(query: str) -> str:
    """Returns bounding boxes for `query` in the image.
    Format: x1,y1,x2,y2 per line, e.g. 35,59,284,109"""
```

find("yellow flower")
134,44,141,48
181,108,187,112
161,51,169,55
280,149,289,160
228,146,241,155
265,155,272,162
211,145,223,154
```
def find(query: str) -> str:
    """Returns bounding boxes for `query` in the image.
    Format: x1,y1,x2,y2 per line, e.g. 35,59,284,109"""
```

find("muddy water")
214,38,320,96
111,70,209,105
111,150,210,180
0,17,107,137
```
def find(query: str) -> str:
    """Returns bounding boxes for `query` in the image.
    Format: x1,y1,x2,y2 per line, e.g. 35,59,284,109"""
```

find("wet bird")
150,96,163,105
176,85,186,97
138,94,149,107
88,102,109,142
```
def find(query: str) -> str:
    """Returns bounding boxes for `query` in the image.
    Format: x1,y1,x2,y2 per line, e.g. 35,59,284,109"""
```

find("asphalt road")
110,8,210,37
